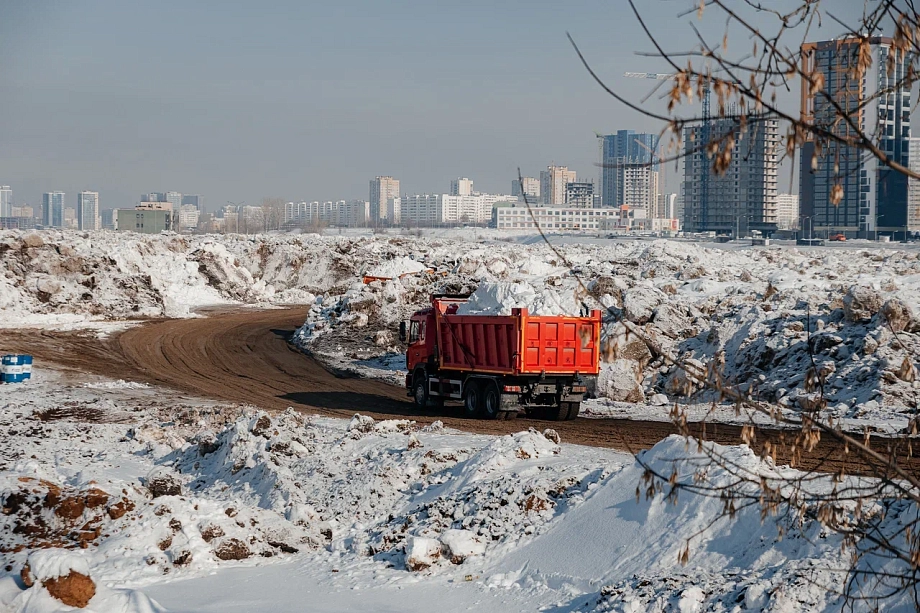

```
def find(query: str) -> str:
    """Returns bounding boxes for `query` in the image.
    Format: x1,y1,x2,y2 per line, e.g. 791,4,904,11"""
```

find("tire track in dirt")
1,307,915,476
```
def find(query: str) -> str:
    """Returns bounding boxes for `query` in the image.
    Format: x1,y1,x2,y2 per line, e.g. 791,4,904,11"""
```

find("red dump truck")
399,295,602,421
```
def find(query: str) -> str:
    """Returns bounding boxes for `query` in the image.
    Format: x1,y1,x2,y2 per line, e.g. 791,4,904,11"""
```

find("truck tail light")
503,385,522,393
571,386,587,393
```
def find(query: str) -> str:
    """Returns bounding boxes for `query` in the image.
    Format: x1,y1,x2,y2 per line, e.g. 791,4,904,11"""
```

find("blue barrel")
1,355,33,383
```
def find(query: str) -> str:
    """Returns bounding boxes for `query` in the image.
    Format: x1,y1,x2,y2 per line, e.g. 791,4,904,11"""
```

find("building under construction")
681,116,779,236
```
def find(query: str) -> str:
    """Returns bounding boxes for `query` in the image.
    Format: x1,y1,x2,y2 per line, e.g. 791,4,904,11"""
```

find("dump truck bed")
434,305,601,376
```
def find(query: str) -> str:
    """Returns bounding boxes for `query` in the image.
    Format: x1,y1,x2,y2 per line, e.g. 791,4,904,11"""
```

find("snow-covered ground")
2,229,918,430
2,366,913,612
2,229,920,610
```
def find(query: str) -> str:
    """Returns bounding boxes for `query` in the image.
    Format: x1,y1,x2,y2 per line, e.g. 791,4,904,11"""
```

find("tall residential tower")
682,116,779,235
42,192,65,228
0,186,11,218
539,165,576,205
77,191,100,230
601,131,657,208
799,37,912,238
369,176,400,224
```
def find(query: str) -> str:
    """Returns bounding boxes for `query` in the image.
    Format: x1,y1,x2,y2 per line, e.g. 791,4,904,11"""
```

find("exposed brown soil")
1,308,917,476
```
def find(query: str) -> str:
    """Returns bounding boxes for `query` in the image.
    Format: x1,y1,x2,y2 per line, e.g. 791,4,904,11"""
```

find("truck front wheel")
463,381,482,417
412,371,428,408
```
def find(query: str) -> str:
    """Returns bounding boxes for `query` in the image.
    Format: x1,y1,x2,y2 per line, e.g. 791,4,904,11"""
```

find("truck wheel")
565,402,581,421
547,403,569,421
482,381,501,419
412,372,428,409
463,381,482,417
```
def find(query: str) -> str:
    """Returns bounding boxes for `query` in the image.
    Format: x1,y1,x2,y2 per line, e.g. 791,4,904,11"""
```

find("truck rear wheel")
564,402,581,421
463,381,482,417
482,381,501,419
545,402,580,421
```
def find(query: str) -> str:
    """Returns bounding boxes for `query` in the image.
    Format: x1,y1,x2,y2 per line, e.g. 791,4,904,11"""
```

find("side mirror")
398,321,407,342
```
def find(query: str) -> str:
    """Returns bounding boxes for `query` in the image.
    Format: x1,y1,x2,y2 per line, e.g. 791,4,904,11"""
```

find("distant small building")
115,208,172,233
495,205,618,232
178,204,200,231
101,209,116,230
775,193,800,230
0,217,36,230
137,201,172,211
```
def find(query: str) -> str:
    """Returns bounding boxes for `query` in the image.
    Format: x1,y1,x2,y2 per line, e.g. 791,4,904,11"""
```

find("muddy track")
1,308,916,475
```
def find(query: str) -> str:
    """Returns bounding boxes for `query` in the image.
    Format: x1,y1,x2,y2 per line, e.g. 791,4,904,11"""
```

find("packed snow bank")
365,256,428,279
498,435,916,611
3,229,918,428
285,235,920,431
0,367,915,611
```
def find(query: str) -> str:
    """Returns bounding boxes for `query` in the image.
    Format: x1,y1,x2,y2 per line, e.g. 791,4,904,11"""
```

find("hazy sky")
1,1,865,210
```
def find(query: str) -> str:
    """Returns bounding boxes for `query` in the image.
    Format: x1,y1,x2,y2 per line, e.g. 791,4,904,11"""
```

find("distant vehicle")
400,295,601,421
829,234,847,242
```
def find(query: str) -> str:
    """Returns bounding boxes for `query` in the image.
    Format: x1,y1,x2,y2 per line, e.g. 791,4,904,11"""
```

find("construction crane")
624,71,711,231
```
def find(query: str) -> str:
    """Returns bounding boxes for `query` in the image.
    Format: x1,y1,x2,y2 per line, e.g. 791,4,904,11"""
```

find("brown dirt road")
1,307,916,475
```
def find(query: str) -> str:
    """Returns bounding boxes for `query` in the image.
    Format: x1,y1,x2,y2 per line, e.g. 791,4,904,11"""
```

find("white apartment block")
616,165,658,213
540,166,576,205
495,206,619,232
450,178,473,196
397,194,517,226
76,191,100,230
775,193,800,230
178,204,200,231
284,200,369,228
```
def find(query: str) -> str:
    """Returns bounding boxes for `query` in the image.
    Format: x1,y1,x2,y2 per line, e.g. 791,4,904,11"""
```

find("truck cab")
404,308,436,374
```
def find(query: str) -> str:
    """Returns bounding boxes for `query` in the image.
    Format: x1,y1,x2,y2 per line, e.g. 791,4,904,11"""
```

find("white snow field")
1,229,919,611
1,366,915,612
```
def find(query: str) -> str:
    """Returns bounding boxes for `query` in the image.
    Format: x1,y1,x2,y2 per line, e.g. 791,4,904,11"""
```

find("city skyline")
4,2,868,212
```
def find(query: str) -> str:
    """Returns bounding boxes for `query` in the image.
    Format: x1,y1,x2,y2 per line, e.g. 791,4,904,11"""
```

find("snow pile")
284,237,920,430
501,435,915,612
2,229,919,427
1,368,917,610
365,256,428,279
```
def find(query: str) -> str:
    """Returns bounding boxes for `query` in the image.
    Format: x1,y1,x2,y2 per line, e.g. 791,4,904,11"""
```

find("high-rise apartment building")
76,191,100,230
369,176,400,223
450,178,474,196
540,166,576,205
909,138,920,233
165,191,182,212
182,195,203,210
42,192,65,228
615,165,659,214
682,116,779,235
0,186,11,218
512,177,540,200
800,37,912,238
601,131,657,208
775,194,800,230
564,182,595,208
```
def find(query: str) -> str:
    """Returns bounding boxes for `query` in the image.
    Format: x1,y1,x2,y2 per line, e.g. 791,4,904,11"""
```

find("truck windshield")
409,321,420,343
